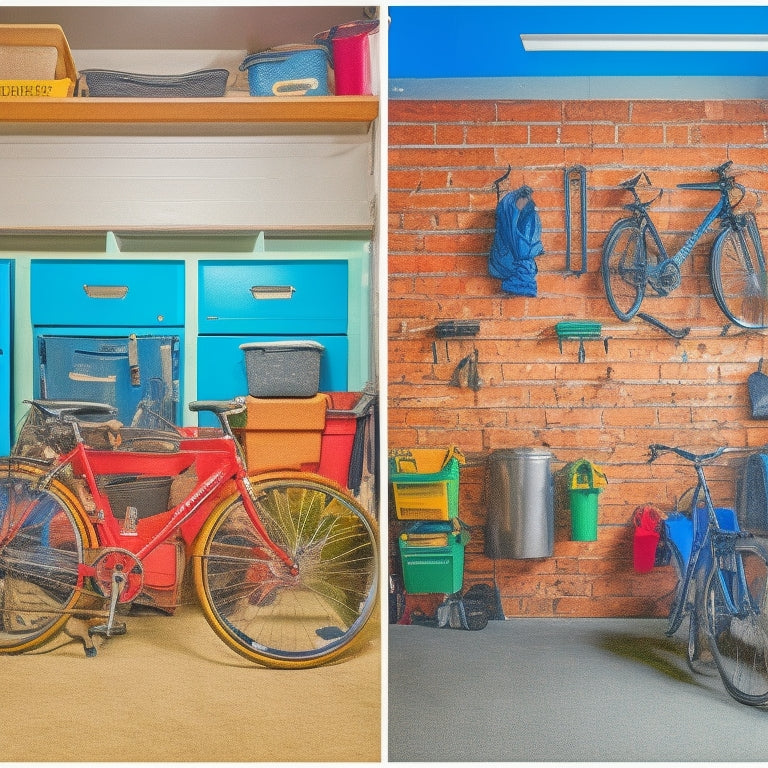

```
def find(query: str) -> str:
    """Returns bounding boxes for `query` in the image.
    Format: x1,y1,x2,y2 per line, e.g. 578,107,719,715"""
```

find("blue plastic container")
240,46,329,96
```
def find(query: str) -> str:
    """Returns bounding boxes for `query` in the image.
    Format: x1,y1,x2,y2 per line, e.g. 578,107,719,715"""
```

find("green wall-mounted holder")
555,321,607,363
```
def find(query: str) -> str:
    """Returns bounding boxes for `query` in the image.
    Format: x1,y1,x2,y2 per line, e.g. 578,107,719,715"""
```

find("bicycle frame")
12,418,296,593
649,445,754,634
0,398,379,666
627,180,732,295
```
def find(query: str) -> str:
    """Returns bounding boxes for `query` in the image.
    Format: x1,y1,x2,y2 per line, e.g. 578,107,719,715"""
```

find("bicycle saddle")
188,397,246,416
25,399,118,422
619,171,652,189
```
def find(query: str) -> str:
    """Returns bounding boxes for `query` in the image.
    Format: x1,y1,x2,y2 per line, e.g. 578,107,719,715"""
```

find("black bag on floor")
436,595,489,631
463,583,505,621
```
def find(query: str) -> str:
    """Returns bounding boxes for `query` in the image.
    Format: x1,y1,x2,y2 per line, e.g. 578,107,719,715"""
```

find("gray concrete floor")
389,617,768,762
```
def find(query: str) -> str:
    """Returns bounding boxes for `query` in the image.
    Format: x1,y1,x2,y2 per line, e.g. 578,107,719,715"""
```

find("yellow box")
0,24,77,97
389,447,463,521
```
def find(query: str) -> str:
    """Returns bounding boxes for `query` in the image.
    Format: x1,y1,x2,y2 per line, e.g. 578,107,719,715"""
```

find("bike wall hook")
564,165,588,275
493,165,512,203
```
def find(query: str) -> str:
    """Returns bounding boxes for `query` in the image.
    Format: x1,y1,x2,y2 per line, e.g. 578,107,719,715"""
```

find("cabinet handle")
83,284,129,299
250,285,295,300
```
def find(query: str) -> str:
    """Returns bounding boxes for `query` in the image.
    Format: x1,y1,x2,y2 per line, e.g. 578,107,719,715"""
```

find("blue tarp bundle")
488,185,544,297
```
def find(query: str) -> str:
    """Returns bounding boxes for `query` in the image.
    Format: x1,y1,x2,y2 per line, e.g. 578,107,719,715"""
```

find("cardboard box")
233,393,327,472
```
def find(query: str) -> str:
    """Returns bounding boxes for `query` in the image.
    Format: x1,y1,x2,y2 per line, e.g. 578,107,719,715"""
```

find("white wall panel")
0,132,374,229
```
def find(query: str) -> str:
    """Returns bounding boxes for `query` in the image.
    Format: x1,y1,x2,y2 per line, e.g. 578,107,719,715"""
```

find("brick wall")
388,99,768,619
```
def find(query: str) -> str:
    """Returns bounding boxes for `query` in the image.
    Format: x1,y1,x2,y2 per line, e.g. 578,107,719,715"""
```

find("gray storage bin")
239,340,325,397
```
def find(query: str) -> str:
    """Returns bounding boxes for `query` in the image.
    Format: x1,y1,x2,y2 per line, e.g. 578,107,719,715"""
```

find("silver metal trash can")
485,448,554,559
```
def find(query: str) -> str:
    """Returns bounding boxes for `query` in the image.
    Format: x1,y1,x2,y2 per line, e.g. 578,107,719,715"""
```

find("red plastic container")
318,19,379,96
318,392,360,487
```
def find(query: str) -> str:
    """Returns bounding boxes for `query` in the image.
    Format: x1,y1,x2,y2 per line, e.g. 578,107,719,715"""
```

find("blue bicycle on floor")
650,443,768,706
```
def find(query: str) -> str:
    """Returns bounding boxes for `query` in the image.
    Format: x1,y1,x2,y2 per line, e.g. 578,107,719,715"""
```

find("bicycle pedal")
89,621,127,638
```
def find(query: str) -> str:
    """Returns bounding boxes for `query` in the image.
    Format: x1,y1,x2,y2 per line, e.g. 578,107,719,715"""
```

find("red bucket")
632,505,662,573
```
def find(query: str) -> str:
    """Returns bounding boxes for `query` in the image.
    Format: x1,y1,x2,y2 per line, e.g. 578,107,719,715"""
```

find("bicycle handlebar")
648,443,728,464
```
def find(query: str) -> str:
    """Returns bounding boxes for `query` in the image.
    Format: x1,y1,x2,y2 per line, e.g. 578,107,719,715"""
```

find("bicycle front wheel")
704,538,768,706
193,472,378,669
710,218,768,329
0,461,96,653
601,219,648,321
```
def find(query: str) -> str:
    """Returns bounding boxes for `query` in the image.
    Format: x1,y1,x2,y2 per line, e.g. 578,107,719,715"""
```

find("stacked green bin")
397,520,469,594
390,447,469,594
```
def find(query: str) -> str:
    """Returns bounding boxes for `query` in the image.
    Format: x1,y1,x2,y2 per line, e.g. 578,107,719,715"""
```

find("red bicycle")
0,397,378,668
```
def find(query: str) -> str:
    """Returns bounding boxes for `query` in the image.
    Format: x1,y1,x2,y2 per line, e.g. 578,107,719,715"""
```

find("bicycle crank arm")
89,571,128,639
638,312,691,339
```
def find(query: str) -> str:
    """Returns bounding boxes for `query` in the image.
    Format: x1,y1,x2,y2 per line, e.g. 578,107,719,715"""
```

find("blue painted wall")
388,5,768,78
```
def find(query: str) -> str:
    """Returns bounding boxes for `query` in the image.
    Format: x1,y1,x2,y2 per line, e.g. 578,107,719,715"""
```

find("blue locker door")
35,333,181,426
0,261,10,454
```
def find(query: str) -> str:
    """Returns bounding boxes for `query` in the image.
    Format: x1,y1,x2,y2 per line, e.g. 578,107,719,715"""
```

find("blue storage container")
240,45,330,97
664,506,739,573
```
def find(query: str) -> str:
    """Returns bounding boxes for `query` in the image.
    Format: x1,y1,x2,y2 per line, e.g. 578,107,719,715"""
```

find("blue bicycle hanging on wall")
601,161,768,330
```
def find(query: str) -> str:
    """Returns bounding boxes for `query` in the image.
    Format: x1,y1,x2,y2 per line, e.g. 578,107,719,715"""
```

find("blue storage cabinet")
0,260,11,454
31,259,185,424
196,258,350,426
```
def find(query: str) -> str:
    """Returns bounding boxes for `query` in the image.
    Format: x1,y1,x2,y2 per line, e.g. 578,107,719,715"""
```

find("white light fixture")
520,34,768,52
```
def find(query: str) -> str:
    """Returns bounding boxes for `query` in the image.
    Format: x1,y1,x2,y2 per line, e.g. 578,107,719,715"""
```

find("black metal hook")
493,165,512,202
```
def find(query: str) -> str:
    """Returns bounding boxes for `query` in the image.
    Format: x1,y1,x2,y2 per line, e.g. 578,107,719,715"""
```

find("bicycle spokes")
0,469,91,651
194,476,378,668
706,544,768,704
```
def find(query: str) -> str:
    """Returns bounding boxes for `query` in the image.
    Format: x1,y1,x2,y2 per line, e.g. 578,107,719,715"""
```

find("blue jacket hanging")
488,185,544,297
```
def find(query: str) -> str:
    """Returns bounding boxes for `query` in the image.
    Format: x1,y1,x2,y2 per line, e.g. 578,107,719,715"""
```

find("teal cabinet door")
0,261,11,454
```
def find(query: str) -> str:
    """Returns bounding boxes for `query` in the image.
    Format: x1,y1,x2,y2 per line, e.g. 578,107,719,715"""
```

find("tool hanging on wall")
564,165,588,275
448,349,481,391
128,333,140,387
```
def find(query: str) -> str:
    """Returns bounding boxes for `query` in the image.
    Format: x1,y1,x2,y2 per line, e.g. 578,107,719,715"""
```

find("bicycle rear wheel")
193,472,378,669
0,461,96,652
710,218,768,329
601,219,648,321
704,538,768,706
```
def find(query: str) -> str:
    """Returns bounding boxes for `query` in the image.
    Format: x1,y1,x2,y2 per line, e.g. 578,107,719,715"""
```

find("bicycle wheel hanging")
0,461,96,653
601,219,650,321
710,217,768,329
193,472,378,669
704,539,768,706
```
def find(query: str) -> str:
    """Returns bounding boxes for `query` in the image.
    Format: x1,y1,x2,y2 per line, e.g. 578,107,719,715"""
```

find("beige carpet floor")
0,600,381,762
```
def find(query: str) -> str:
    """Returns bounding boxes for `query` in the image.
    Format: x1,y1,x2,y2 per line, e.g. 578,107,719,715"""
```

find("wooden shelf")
0,95,379,124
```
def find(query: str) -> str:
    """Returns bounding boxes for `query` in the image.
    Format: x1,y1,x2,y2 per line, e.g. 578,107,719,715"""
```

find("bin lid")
239,340,325,353
566,458,607,490
403,520,460,535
